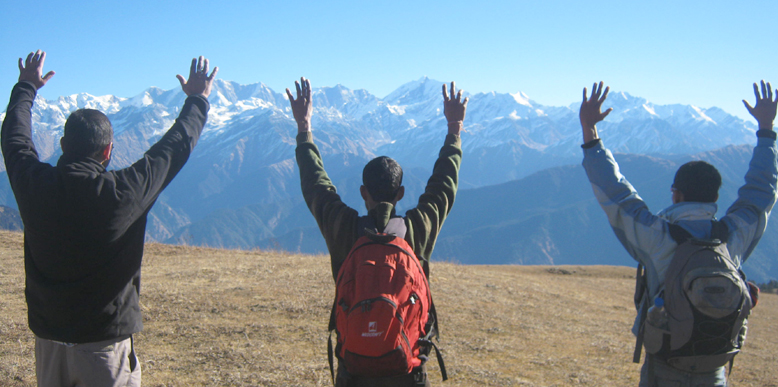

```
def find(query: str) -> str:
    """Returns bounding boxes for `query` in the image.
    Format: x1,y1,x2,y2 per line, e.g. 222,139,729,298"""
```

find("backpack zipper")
350,296,397,313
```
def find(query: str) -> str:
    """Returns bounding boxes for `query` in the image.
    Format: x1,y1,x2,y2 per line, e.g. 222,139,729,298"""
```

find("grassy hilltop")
0,230,776,386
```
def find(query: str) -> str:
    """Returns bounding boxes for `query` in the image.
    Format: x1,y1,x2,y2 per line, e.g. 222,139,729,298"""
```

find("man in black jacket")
1,50,218,386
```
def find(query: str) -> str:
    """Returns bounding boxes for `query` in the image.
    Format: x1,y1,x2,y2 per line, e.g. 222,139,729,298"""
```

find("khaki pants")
35,335,141,387
639,355,726,387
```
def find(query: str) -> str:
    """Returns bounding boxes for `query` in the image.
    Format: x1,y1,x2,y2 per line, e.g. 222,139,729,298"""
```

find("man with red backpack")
289,77,467,386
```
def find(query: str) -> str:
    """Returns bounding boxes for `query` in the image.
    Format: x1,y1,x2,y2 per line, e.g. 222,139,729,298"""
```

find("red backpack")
327,217,447,383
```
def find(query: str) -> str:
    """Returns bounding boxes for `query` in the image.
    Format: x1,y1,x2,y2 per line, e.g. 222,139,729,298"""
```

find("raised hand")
176,56,218,98
18,50,55,90
443,81,468,135
580,81,613,143
286,77,313,133
743,80,778,131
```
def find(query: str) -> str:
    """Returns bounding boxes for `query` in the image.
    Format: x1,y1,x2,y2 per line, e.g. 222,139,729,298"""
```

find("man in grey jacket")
579,81,778,386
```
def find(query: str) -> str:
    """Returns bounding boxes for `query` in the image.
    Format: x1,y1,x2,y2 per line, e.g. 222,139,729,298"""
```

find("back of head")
363,156,403,203
673,161,721,203
62,109,113,159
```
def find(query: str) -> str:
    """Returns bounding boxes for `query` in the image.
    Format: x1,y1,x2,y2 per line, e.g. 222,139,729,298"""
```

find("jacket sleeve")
112,94,209,214
404,134,462,270
721,134,778,266
582,140,675,265
295,132,359,279
1,82,45,192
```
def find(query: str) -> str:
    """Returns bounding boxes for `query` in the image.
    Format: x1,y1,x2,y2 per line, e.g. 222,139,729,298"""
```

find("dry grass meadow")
0,230,776,386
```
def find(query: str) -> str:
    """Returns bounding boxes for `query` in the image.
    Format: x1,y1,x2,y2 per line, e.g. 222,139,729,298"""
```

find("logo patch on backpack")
363,321,382,337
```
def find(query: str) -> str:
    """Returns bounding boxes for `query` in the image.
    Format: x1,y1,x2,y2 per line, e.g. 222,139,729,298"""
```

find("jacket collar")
367,202,397,232
657,201,718,223
56,153,106,173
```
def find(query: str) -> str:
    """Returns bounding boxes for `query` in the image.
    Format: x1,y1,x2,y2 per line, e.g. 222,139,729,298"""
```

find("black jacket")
1,81,209,343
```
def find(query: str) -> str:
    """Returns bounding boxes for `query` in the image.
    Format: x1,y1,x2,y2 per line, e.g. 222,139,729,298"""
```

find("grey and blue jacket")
581,134,778,334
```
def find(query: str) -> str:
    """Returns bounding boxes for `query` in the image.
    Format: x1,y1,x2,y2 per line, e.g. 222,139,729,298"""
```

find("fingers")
25,52,34,67
602,107,613,119
18,58,24,72
30,50,43,67
299,77,308,97
450,82,456,102
456,89,463,103
176,74,186,87
442,84,449,101
767,82,773,101
463,96,469,108
286,88,295,102
760,80,767,100
207,66,219,81
295,80,302,98
188,58,197,77
753,83,760,102
42,71,55,82
197,56,205,74
38,51,47,68
590,82,597,101
582,87,587,102
600,86,610,103
743,99,754,113
305,78,311,98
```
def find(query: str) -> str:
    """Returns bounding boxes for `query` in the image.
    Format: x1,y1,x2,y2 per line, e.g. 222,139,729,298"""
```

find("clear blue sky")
1,0,776,121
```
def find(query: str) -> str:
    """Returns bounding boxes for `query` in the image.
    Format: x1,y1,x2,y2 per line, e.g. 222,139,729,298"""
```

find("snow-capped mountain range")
0,77,759,244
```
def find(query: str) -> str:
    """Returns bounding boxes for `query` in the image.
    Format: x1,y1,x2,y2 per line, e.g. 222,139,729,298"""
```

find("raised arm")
287,77,313,133
405,82,466,269
580,81,613,144
579,81,673,267
290,77,361,277
724,81,778,264
113,57,214,215
2,50,56,187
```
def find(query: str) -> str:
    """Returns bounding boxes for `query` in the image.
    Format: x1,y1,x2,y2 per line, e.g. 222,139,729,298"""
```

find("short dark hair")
62,109,113,159
362,156,403,203
672,161,721,203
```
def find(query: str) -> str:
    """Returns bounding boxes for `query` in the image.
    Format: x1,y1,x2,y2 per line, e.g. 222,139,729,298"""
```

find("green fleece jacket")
295,131,462,280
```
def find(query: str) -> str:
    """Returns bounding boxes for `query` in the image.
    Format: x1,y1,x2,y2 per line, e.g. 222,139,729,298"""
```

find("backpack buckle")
413,368,427,386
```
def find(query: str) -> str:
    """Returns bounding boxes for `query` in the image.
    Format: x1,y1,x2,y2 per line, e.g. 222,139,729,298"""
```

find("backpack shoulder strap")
633,263,648,363
668,220,729,245
710,220,729,243
668,223,693,244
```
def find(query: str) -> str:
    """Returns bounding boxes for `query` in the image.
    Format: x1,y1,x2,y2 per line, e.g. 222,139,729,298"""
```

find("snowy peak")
383,76,448,106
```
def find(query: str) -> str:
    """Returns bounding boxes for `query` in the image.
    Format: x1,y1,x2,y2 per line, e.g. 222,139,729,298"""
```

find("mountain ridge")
1,78,772,281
